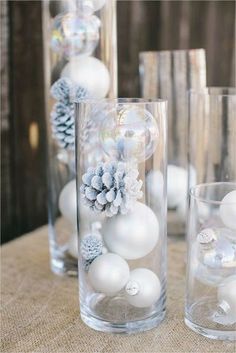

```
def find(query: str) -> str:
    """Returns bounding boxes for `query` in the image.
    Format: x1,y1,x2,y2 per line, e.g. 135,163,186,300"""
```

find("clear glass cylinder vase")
42,0,117,275
139,49,206,236
76,98,167,333
185,182,236,341
189,87,236,186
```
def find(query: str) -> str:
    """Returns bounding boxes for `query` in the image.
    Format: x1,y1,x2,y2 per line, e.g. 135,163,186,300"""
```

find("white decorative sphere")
218,275,236,321
88,253,130,295
167,165,187,208
219,190,236,230
59,179,77,226
146,170,164,203
92,0,107,11
103,202,159,260
61,56,110,99
68,231,78,258
125,268,161,308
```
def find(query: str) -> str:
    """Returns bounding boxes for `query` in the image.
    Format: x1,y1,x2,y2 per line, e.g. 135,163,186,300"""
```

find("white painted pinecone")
80,161,143,217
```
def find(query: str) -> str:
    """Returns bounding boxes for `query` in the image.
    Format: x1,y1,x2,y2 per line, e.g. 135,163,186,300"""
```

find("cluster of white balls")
86,201,161,308
192,190,236,325
58,180,162,308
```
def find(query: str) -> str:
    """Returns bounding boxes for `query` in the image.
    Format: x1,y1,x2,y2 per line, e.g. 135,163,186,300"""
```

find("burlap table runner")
1,226,235,353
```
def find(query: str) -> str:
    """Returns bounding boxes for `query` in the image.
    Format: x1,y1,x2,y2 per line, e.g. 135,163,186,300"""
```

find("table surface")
1,226,235,353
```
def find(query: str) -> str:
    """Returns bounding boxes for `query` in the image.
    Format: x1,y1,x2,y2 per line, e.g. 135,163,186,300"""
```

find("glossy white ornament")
217,275,236,323
103,202,159,260
125,268,161,308
59,179,77,226
88,253,130,295
167,165,187,208
68,231,78,258
61,57,110,99
219,190,236,230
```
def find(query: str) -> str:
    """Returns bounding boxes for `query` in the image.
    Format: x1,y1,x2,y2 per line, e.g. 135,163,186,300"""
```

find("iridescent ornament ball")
100,106,159,162
51,12,100,58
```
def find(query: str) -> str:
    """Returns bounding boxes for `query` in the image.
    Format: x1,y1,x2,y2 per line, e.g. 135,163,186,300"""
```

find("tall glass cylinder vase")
42,0,117,275
139,49,206,236
76,98,167,333
189,88,236,187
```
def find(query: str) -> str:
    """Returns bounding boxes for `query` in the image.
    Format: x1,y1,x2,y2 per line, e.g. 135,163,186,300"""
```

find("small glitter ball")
125,280,139,296
51,12,100,58
197,228,217,245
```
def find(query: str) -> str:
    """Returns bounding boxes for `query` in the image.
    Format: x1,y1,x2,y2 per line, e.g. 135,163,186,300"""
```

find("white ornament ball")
88,253,130,295
92,0,107,11
146,170,164,203
103,202,159,260
59,179,77,226
125,268,161,308
217,275,236,321
61,56,110,99
68,231,78,258
219,190,236,230
167,165,187,208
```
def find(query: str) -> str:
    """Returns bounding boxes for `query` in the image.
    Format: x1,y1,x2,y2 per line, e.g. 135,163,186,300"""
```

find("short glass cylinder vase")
76,98,167,333
42,0,117,275
185,182,236,341
139,49,206,236
189,87,236,186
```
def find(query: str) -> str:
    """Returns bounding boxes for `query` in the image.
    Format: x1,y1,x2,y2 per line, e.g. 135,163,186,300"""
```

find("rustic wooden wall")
1,0,235,243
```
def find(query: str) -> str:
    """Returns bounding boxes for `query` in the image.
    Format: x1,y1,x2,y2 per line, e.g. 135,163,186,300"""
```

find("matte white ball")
103,202,159,260
167,165,187,208
218,275,236,321
219,190,236,230
146,170,164,202
59,179,77,226
61,56,110,99
125,268,161,308
88,253,130,295
92,0,107,11
68,231,78,258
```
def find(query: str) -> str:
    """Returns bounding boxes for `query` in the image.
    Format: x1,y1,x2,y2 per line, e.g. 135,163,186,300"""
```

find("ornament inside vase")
100,106,159,162
51,12,100,58
103,201,159,260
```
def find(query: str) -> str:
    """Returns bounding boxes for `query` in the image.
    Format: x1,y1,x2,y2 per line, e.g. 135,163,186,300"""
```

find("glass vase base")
184,318,236,341
81,310,166,334
51,256,78,277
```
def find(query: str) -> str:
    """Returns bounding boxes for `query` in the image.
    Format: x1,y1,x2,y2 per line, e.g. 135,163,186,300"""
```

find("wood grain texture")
2,1,48,243
117,0,235,97
1,0,235,243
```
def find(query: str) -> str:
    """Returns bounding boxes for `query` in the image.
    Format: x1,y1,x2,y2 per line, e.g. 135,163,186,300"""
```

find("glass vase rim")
139,48,205,56
189,87,236,97
75,97,168,105
189,182,236,205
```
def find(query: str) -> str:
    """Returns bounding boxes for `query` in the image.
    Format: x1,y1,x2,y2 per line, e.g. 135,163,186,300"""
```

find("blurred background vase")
189,87,236,186
42,0,117,275
139,49,207,236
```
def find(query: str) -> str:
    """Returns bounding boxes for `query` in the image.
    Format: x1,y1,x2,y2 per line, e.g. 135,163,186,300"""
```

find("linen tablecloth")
1,226,235,353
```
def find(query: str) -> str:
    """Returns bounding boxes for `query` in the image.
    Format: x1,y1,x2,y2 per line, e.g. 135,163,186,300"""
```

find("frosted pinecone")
80,161,143,217
50,78,88,150
80,235,103,260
